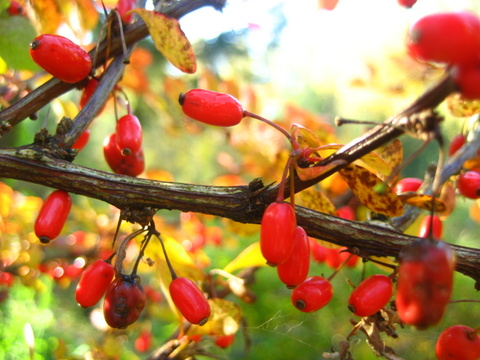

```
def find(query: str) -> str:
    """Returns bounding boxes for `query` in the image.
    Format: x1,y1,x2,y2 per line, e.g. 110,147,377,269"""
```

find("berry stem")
243,110,293,144
153,224,178,280
327,248,358,282
276,155,294,203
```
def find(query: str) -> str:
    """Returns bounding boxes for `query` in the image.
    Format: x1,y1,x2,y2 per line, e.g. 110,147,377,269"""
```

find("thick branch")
1,144,480,287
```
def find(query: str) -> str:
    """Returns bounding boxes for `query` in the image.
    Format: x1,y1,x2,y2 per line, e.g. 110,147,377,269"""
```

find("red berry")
103,274,146,329
260,202,297,266
397,0,416,8
395,239,456,329
169,277,211,325
348,274,393,317
457,170,480,199
325,246,358,269
418,214,443,239
214,334,235,349
310,240,328,263
30,34,92,83
116,114,143,156
7,1,24,16
0,271,15,287
452,62,480,100
448,134,466,156
75,259,115,308
337,205,355,220
406,12,480,65
117,0,136,23
72,129,90,151
135,330,153,353
34,190,72,244
103,133,145,177
179,89,244,127
393,177,423,194
277,226,311,288
79,77,108,116
436,325,480,360
291,276,333,312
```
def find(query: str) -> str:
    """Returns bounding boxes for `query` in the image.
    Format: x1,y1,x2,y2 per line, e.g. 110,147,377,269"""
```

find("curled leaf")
131,9,196,73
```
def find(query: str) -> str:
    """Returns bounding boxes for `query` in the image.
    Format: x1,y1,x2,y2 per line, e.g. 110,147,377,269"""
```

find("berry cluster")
103,113,145,177
406,11,480,99
73,226,211,330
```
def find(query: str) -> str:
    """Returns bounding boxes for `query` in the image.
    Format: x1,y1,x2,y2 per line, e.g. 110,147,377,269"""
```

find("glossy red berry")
72,129,90,151
452,62,480,100
348,274,393,317
395,239,456,329
277,226,311,288
116,114,143,156
214,334,235,349
397,0,416,8
457,170,480,199
34,190,72,244
169,277,211,325
179,89,245,127
30,34,92,83
393,177,422,194
260,202,297,266
75,260,115,308
418,214,443,239
436,325,480,360
406,12,480,65
448,134,466,156
103,274,146,329
103,133,145,177
291,276,333,312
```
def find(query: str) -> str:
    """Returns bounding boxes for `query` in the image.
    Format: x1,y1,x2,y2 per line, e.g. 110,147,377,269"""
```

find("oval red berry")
30,34,92,83
436,325,480,360
103,133,145,177
169,277,211,325
116,114,143,156
34,190,72,244
260,202,297,266
457,170,480,199
75,259,115,308
291,276,333,312
277,226,310,288
406,12,480,65
395,239,456,329
179,89,244,127
348,274,393,317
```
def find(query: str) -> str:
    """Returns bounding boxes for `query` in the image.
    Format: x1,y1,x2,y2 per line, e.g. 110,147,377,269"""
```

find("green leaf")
0,16,39,71
131,9,196,74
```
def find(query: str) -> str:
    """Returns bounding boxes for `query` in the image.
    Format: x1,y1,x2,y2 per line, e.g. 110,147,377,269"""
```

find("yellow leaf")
297,188,336,215
0,182,14,218
377,139,403,174
190,298,242,336
446,92,480,117
397,193,446,213
339,164,404,217
223,242,266,273
291,123,320,149
131,9,196,73
75,0,99,31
